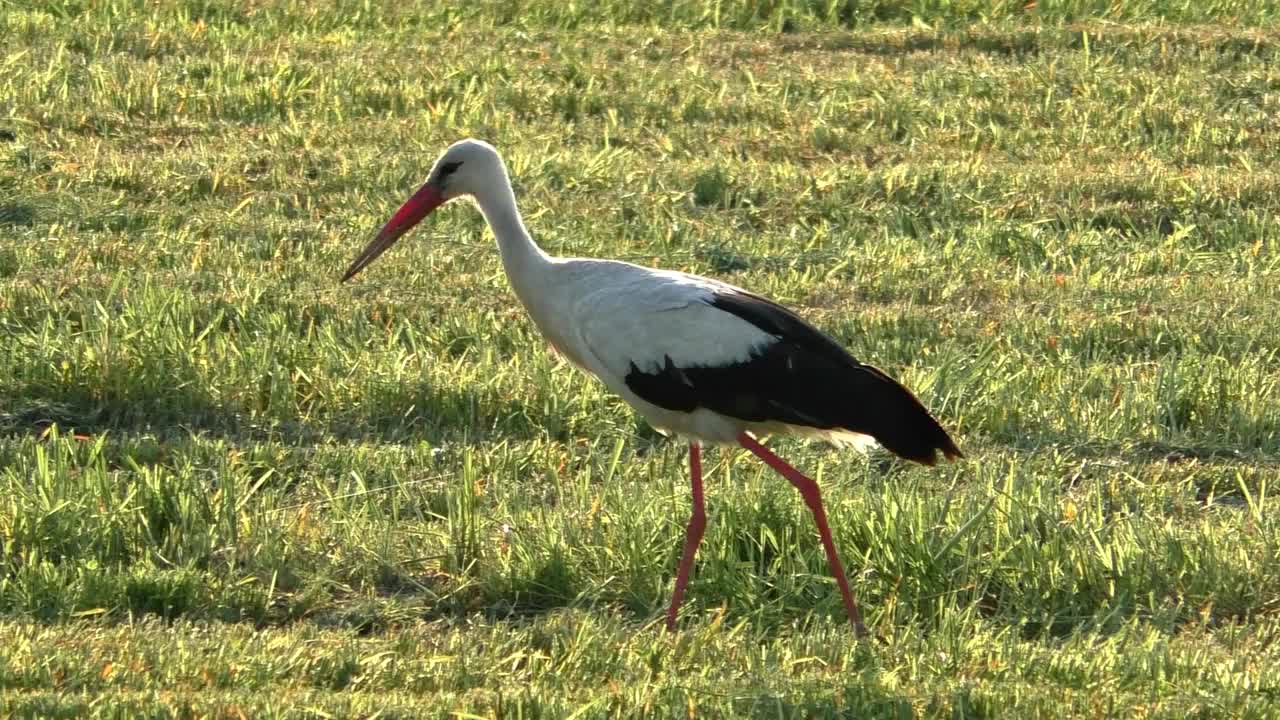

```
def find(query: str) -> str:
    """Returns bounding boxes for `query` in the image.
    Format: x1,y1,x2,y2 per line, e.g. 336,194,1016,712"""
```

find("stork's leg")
666,442,705,631
737,432,869,637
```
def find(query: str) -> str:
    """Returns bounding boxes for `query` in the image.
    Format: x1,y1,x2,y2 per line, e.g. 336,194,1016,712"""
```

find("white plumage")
342,139,962,637
558,264,777,441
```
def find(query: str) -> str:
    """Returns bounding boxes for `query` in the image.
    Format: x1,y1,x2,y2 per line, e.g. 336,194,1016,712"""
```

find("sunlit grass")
2,1,1279,717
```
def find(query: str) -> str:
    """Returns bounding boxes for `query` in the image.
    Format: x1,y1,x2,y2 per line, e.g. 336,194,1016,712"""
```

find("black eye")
439,161,462,177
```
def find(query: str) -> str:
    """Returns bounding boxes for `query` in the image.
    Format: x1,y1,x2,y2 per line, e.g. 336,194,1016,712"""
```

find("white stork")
342,139,962,637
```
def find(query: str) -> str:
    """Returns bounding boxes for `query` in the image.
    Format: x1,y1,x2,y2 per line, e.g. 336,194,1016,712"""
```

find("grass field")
3,0,1280,716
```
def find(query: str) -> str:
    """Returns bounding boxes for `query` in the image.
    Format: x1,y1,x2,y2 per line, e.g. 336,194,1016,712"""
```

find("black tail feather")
845,365,962,466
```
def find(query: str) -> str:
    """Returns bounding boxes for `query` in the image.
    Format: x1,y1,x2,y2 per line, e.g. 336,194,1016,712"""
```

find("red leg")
666,442,706,631
737,433,869,637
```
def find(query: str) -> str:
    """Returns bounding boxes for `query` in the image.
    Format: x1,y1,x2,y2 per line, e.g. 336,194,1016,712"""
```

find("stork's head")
341,138,505,282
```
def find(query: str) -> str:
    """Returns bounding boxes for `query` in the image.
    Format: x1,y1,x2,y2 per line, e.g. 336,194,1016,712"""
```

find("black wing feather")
624,291,962,465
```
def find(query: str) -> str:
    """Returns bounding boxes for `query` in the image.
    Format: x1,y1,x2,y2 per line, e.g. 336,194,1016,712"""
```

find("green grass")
3,0,1280,716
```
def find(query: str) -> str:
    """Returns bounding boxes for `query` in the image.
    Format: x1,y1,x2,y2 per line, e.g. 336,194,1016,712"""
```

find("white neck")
471,175,553,305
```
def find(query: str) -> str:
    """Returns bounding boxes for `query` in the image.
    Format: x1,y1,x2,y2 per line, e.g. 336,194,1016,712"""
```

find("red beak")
341,184,446,282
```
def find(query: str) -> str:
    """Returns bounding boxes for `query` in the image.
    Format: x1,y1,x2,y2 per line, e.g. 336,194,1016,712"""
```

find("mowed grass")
3,0,1280,716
